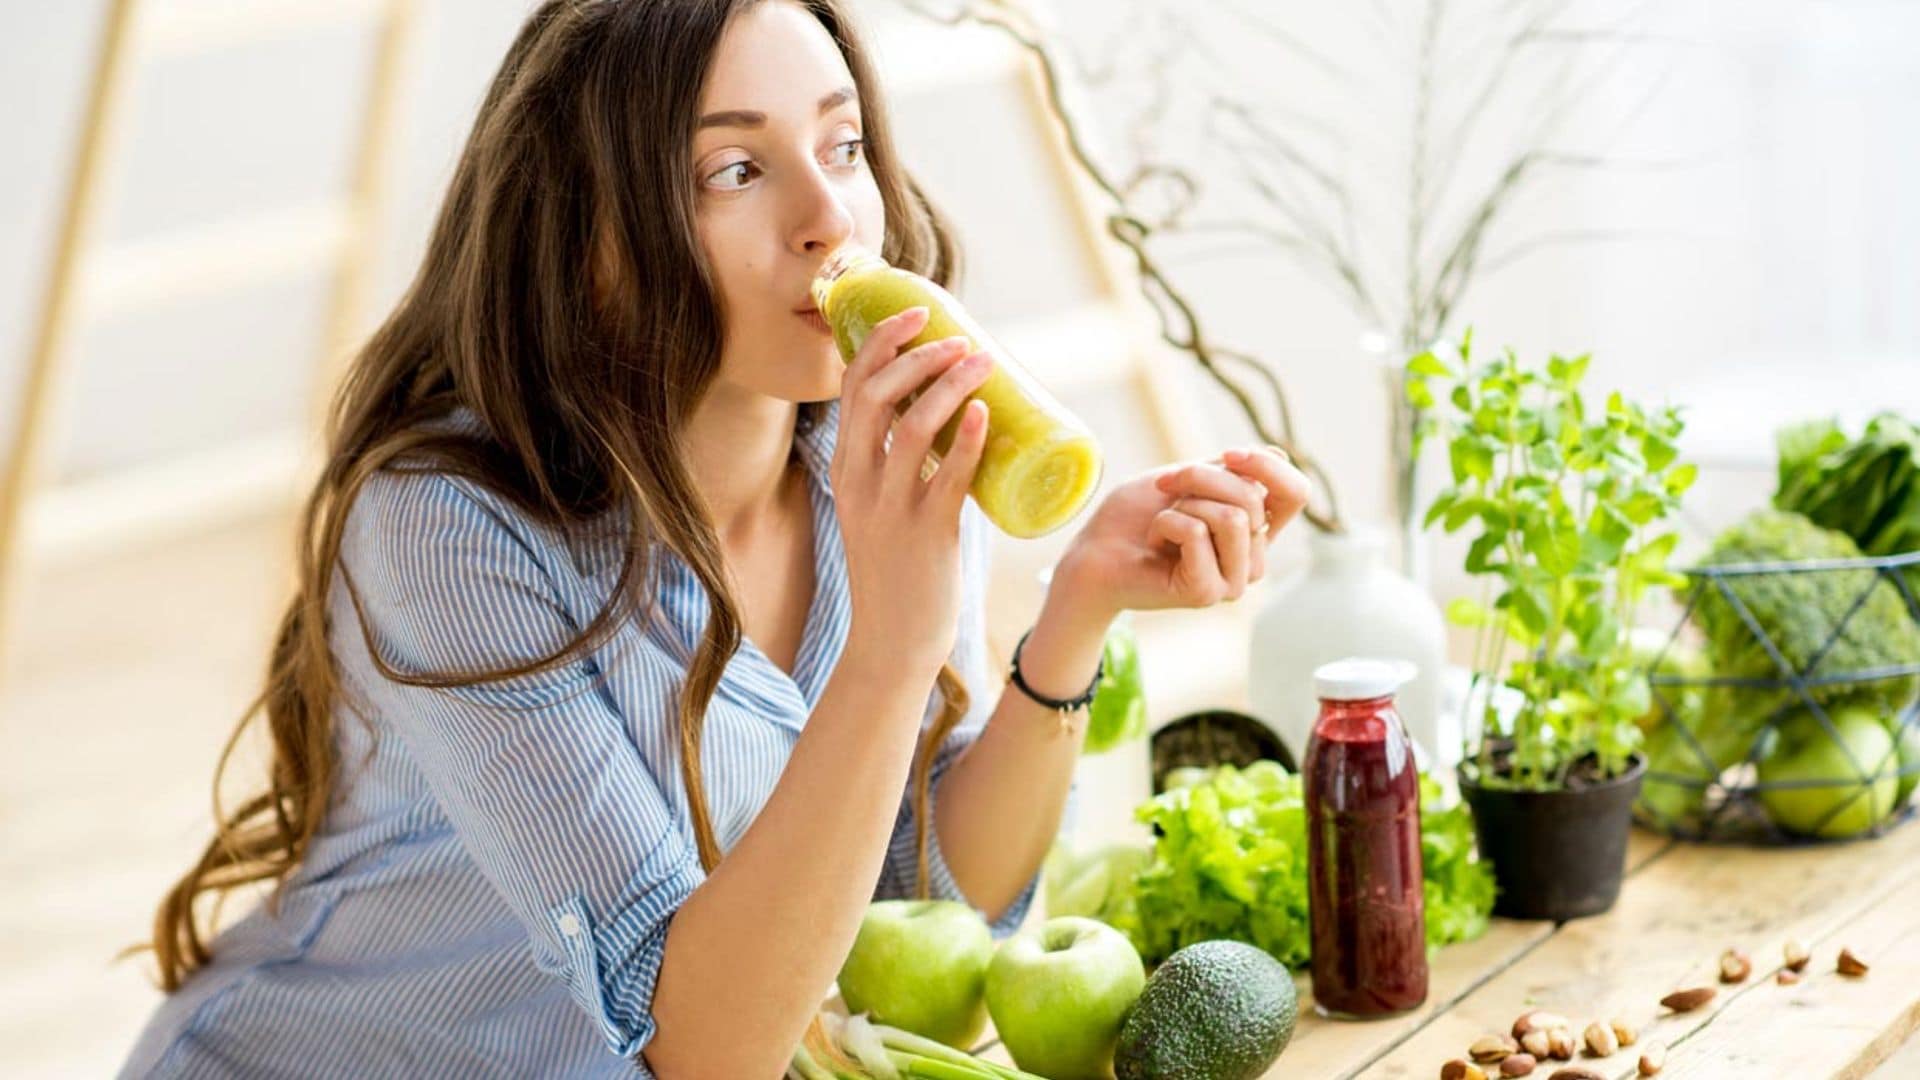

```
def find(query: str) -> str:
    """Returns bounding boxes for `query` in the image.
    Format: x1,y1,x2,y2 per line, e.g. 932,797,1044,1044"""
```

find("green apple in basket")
1887,711,1920,808
1757,702,1900,839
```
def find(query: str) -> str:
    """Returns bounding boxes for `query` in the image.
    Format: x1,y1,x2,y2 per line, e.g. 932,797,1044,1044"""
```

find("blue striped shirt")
122,399,1044,1077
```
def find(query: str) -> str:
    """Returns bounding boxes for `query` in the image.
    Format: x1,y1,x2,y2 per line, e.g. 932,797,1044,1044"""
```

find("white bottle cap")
1312,657,1418,701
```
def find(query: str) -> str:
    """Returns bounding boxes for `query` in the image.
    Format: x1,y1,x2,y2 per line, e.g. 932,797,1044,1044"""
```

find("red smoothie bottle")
1305,657,1428,1018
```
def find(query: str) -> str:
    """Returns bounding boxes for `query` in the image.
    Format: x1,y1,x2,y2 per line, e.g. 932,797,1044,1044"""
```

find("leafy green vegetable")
1085,617,1148,754
1108,762,1495,968
1042,840,1146,928
1419,774,1497,945
1694,509,1920,758
1775,412,1920,602
791,1014,1047,1080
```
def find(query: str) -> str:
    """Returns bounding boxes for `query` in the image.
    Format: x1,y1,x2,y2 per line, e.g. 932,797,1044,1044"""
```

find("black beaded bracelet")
1008,627,1105,715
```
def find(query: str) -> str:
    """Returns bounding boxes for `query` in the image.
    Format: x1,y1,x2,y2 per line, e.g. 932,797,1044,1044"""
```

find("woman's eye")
706,160,760,190
829,138,866,168
701,139,861,192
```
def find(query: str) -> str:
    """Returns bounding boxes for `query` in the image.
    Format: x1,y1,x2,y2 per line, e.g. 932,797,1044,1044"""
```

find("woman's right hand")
830,306,993,672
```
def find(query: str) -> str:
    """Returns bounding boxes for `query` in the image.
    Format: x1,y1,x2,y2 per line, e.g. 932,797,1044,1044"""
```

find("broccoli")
1693,510,1920,756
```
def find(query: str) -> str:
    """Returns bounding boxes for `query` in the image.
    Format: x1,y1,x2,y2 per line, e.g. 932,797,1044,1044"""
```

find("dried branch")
895,0,1344,532
895,0,1677,552
1217,0,1356,88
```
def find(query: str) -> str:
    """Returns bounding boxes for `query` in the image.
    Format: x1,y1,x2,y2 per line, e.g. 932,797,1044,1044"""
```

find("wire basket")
1634,549,1920,843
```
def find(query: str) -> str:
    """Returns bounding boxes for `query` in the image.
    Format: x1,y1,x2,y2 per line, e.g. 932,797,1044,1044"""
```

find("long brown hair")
145,0,970,991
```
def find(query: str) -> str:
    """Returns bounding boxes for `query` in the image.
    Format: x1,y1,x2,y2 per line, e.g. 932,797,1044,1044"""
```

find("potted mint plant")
1407,332,1695,919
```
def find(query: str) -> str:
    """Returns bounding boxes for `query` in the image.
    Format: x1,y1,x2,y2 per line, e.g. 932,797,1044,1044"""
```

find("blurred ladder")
0,0,417,672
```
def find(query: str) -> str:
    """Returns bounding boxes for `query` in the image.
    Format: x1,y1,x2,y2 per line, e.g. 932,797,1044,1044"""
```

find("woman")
123,1,1309,1075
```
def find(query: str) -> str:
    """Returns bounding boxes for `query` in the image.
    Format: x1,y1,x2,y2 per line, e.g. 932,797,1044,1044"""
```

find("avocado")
1113,940,1296,1080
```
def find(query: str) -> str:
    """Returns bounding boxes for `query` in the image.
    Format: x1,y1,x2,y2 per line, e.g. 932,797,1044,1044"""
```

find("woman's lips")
797,309,831,335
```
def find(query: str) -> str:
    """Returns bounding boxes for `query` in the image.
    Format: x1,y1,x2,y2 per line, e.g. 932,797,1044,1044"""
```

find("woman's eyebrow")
698,85,857,130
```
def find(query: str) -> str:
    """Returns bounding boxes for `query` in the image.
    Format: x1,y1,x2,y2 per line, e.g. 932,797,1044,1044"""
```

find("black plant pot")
1459,755,1646,921
1148,709,1297,795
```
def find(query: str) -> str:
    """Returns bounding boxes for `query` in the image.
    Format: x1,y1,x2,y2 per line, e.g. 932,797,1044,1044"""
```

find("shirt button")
557,913,583,938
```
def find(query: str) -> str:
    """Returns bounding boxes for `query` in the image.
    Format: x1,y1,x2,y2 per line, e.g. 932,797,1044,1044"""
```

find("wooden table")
963,823,1920,1079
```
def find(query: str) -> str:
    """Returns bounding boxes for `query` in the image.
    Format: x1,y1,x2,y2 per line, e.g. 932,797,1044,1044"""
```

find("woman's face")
692,1,886,405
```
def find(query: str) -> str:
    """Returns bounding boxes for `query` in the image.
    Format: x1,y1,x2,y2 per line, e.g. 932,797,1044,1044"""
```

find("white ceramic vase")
1248,524,1453,769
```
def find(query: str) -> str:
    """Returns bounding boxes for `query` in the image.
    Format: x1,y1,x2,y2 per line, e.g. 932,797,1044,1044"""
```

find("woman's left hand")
1052,445,1312,619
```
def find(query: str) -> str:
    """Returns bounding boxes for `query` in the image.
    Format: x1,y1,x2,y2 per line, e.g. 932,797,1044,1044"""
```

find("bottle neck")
1314,694,1399,741
810,246,886,316
1311,528,1387,580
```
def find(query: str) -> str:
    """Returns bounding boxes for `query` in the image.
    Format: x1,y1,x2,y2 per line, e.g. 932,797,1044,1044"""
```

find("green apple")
985,916,1146,1080
838,900,992,1049
1757,704,1899,839
1888,715,1920,808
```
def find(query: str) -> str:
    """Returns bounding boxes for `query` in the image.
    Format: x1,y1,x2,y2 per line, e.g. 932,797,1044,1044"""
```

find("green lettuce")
1083,618,1148,754
1108,762,1495,968
1775,412,1920,610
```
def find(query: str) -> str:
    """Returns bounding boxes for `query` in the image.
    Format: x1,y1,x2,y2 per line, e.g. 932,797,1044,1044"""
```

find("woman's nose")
789,167,855,256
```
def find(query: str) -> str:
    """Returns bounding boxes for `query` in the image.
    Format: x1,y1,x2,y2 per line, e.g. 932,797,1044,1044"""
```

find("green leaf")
1524,517,1580,576
1446,596,1490,627
1576,607,1621,657
1444,496,1482,532
1621,490,1666,525
1552,353,1591,386
1407,378,1436,410
1466,533,1504,574
1450,435,1495,485
1642,432,1679,471
1633,531,1680,575
1407,351,1451,377
1665,462,1699,496
1584,501,1635,564
1613,671,1652,720
1506,584,1551,637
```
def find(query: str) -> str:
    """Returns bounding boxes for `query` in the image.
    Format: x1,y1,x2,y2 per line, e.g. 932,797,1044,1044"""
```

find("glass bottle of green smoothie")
811,246,1104,539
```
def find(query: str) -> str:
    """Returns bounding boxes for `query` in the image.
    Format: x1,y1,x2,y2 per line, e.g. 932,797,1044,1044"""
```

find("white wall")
2,0,1914,542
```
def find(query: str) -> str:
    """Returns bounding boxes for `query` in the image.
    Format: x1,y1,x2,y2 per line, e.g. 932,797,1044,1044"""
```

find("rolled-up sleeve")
872,503,1050,938
336,469,698,1061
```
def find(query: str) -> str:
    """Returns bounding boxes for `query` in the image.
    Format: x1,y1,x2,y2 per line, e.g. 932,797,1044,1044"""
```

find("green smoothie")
812,248,1103,539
